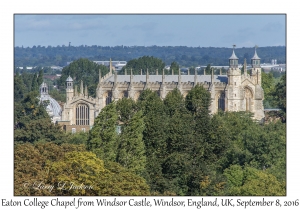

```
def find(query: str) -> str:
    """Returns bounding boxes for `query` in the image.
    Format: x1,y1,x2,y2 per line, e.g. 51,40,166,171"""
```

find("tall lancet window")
106,91,112,105
76,103,89,125
218,92,225,111
244,88,253,112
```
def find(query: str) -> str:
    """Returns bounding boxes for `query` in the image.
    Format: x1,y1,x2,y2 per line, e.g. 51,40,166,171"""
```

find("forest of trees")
14,60,286,195
14,45,286,68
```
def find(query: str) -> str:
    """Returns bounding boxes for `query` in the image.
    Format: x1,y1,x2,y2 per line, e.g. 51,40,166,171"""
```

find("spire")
109,58,112,74
146,69,149,83
114,69,118,84
130,68,133,83
251,45,261,68
85,85,88,97
211,67,214,84
162,68,165,83
99,69,102,83
244,58,247,75
75,85,78,96
229,44,238,68
194,68,197,85
178,67,181,85
80,80,83,95
252,45,260,59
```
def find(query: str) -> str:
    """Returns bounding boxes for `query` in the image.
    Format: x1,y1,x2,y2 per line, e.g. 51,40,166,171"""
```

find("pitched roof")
229,49,238,59
252,49,260,59
103,75,228,83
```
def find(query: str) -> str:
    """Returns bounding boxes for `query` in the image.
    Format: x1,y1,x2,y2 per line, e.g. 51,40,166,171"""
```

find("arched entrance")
244,87,253,112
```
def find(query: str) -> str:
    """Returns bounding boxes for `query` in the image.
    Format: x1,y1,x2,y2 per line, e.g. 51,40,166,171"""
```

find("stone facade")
59,48,265,131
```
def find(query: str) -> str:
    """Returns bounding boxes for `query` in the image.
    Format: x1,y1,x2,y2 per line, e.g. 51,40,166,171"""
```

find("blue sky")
14,14,286,48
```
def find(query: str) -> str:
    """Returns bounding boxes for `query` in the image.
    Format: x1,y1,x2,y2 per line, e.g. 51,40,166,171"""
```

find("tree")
184,85,212,195
87,102,118,162
14,118,65,144
14,142,86,196
205,64,212,75
170,61,180,75
116,97,138,124
272,73,286,121
14,73,26,102
14,91,51,130
162,90,196,195
121,56,165,75
31,72,39,92
223,165,285,196
37,69,44,86
137,89,168,192
58,58,109,97
117,110,146,176
261,71,275,108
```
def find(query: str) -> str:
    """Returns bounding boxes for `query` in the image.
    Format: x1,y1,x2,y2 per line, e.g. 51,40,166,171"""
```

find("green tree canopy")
117,110,146,176
58,58,109,97
120,56,165,75
87,102,118,162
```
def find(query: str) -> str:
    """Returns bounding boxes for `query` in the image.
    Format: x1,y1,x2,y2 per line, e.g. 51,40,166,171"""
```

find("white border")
2,1,298,209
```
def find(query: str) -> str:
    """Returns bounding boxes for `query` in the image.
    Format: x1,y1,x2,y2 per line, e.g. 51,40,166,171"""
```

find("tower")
226,45,242,112
66,75,74,102
250,46,264,120
227,45,241,86
251,45,262,86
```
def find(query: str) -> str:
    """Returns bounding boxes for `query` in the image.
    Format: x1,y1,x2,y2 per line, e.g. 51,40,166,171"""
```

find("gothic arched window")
244,88,253,112
106,91,112,105
76,103,89,125
218,92,225,111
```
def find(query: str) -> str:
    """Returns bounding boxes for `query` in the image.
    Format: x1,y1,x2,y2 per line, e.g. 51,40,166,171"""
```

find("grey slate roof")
252,49,260,59
229,49,238,59
103,75,228,83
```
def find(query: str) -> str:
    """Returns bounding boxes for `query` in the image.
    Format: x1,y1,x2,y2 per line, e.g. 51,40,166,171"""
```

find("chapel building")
57,47,264,132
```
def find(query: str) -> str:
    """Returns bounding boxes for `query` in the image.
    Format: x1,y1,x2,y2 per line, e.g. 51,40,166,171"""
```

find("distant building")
39,82,62,123
57,47,265,132
67,59,127,71
94,59,127,71
51,65,63,71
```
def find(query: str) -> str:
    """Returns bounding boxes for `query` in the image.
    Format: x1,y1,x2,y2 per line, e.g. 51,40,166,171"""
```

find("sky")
14,14,286,48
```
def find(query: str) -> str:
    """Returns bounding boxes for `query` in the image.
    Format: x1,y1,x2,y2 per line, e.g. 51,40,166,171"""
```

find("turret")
66,75,74,102
229,45,239,69
194,67,197,86
251,46,261,68
227,45,241,86
251,46,262,85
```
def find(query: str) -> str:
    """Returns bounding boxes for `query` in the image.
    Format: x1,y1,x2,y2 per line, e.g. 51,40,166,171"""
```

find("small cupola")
66,75,73,89
229,45,239,68
40,82,48,95
251,45,261,68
